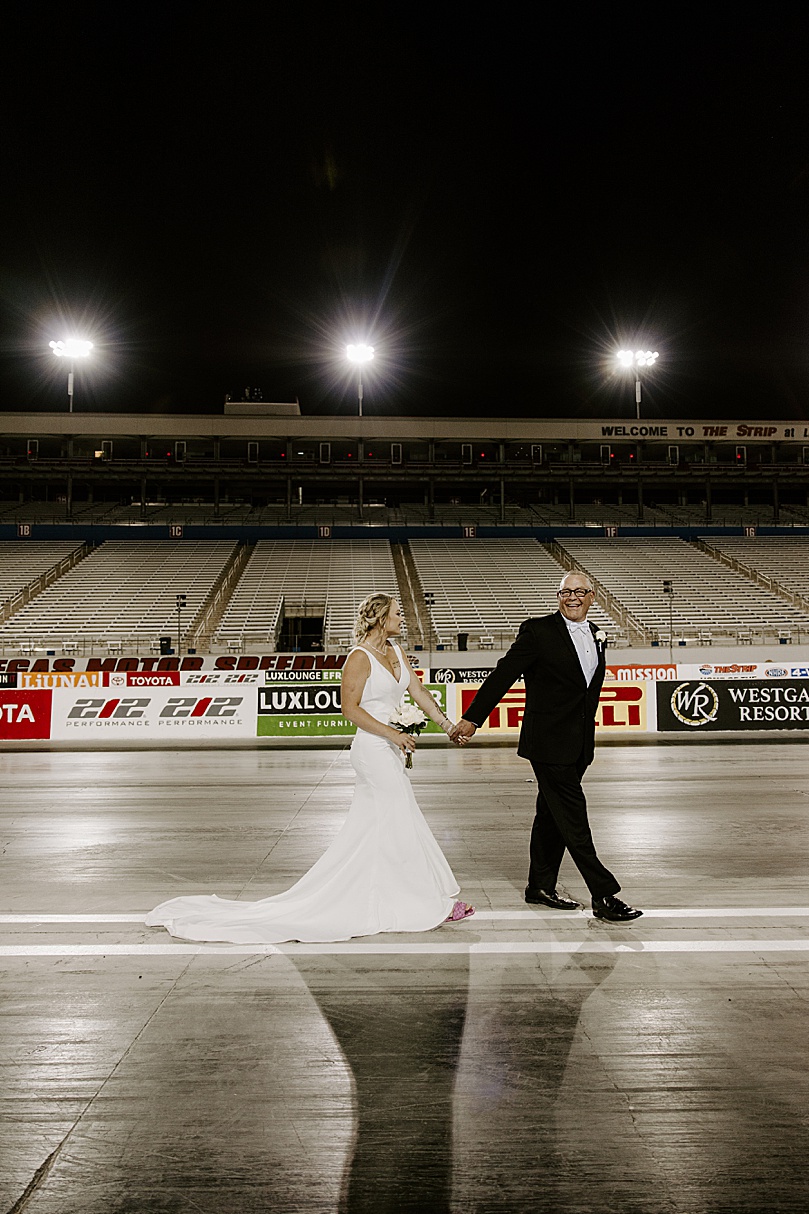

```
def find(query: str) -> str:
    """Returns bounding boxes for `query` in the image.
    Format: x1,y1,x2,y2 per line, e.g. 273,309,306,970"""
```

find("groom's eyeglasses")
558,588,593,600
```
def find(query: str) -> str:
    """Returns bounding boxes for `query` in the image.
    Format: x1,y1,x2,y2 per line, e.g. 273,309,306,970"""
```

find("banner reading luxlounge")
256,683,449,737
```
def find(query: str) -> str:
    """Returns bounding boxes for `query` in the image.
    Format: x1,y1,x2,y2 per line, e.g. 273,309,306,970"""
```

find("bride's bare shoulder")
343,647,371,677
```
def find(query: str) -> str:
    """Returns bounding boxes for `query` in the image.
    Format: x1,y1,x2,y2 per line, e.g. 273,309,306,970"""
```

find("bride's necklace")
365,636,390,656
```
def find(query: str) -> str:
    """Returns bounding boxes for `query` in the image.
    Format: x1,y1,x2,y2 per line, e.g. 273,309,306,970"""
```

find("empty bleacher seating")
408,538,617,647
557,537,809,643
703,537,809,605
214,540,400,651
0,542,85,613
0,541,237,652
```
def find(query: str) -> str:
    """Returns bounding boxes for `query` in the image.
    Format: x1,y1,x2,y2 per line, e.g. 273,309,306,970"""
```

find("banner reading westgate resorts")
657,679,809,731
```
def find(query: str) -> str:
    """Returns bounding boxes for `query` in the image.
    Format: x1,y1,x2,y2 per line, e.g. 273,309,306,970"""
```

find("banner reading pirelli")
450,681,654,734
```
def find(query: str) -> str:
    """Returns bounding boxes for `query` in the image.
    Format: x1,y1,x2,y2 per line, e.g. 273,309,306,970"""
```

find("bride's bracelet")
438,714,455,736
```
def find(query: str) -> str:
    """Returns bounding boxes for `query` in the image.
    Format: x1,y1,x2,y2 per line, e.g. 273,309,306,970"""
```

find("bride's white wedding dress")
145,642,460,943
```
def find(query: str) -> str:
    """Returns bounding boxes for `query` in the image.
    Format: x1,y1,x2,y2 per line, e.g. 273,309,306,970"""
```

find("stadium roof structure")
2,413,808,445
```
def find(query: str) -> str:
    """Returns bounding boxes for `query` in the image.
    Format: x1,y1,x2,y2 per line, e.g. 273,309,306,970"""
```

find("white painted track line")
1,906,806,957
3,907,809,923
1,939,809,956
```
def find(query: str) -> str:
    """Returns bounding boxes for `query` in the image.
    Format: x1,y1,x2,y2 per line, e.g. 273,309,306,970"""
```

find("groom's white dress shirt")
565,618,598,686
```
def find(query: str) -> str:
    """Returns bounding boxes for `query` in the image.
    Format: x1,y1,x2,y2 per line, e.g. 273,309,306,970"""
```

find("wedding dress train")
145,642,459,943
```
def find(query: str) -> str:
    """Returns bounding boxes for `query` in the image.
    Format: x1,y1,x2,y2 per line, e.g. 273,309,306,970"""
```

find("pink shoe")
445,900,475,922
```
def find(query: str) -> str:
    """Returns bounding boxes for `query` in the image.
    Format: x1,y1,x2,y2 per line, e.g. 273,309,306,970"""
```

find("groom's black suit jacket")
462,611,606,767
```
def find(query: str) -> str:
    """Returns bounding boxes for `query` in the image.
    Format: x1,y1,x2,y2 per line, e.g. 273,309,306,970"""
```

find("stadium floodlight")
616,348,659,419
50,339,93,413
346,343,374,417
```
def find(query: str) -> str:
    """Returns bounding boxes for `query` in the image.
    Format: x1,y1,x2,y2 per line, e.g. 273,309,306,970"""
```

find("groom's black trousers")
528,753,620,898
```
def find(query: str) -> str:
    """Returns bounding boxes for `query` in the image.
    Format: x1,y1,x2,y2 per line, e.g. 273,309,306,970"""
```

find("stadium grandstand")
1,408,808,656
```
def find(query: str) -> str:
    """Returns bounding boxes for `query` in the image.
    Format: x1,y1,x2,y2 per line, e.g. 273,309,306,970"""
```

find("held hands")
449,719,477,747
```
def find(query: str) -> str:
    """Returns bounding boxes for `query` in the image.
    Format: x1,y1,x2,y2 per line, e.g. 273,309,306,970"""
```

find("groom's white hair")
558,570,593,592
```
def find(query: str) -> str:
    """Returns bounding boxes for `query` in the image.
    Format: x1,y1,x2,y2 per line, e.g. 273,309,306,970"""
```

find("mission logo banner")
656,680,809,731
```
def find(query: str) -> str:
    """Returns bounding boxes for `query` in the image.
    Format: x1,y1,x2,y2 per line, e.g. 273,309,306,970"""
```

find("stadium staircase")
390,542,428,648
188,542,255,650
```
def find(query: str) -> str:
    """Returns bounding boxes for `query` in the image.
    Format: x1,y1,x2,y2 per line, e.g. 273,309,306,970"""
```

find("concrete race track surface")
1,741,808,1213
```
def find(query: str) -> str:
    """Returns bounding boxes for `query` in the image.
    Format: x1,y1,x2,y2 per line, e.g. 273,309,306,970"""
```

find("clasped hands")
449,719,477,747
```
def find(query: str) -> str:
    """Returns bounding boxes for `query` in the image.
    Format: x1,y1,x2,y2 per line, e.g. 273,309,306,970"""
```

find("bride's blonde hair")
354,592,396,643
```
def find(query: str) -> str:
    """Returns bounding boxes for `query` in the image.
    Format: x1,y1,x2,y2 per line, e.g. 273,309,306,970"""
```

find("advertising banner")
50,687,257,740
0,690,53,739
656,679,809,731
604,663,677,681
678,662,809,681
256,683,449,738
20,671,108,689
0,653,350,676
451,681,652,735
431,666,496,684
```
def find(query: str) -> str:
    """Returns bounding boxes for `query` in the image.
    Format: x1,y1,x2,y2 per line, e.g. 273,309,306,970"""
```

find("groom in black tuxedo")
451,570,642,922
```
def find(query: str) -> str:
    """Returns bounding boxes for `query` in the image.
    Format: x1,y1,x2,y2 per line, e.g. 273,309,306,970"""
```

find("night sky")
3,4,809,421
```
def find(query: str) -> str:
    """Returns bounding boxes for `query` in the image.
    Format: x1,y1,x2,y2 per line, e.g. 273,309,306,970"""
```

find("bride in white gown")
145,593,474,944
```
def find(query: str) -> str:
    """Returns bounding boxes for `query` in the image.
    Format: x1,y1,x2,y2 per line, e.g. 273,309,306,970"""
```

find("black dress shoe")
592,894,643,922
525,887,581,910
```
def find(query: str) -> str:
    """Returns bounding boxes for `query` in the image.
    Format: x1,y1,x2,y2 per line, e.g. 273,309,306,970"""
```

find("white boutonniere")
595,630,607,645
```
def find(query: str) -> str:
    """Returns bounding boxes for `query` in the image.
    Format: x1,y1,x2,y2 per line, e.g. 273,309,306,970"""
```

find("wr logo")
670,682,720,727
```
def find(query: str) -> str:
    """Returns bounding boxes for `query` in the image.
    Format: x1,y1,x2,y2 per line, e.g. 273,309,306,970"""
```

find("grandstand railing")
0,543,90,624
698,540,809,617
189,542,256,650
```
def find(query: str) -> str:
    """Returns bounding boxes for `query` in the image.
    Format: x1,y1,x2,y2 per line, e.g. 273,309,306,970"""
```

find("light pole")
346,343,374,417
176,593,187,655
617,348,658,419
663,578,674,662
49,339,93,412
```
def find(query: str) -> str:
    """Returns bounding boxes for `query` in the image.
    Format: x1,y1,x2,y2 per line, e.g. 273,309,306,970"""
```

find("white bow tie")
568,622,591,634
